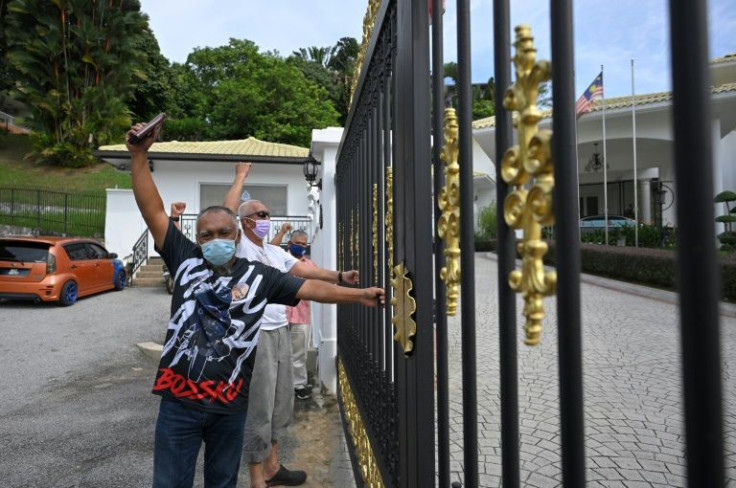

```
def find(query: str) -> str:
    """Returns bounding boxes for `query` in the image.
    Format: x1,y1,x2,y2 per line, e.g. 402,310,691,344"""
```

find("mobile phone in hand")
129,113,167,145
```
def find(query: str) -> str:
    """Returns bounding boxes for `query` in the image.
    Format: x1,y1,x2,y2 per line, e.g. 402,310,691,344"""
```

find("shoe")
265,464,307,486
294,387,311,400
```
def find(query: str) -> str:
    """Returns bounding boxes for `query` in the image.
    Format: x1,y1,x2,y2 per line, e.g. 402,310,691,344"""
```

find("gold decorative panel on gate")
338,360,384,488
502,25,557,346
438,107,461,316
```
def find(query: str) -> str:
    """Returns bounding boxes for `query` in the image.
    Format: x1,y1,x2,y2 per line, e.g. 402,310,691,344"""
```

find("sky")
139,0,736,100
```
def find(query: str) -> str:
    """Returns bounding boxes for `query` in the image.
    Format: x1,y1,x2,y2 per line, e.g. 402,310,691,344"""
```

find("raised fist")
235,162,252,178
170,201,187,218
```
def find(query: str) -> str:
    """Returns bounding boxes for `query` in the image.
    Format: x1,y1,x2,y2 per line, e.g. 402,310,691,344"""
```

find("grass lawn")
0,134,132,194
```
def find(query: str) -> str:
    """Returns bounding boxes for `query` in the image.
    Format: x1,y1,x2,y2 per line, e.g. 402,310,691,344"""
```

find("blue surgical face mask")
289,244,306,258
201,239,236,266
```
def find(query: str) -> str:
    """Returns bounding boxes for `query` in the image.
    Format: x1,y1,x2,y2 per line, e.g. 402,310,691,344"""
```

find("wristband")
338,271,343,283
169,216,180,222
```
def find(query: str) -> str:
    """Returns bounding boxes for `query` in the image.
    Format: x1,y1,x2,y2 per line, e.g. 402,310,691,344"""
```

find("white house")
95,137,314,260
472,54,736,231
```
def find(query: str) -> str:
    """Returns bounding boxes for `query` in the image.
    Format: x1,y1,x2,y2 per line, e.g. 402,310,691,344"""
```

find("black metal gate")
335,1,724,487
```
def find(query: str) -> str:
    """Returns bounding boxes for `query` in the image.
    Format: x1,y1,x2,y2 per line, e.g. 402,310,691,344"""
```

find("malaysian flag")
575,72,603,117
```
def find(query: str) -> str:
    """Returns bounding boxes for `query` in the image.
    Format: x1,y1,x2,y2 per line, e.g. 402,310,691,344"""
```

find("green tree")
5,0,148,165
0,0,16,109
715,190,736,252
328,37,359,124
184,39,339,146
292,46,333,67
442,64,496,120
129,26,173,122
286,52,341,120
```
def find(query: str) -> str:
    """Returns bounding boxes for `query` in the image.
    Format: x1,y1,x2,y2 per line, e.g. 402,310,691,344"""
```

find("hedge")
476,240,736,302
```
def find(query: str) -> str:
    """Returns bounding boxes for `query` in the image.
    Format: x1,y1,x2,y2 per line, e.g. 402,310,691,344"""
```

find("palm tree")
5,0,147,162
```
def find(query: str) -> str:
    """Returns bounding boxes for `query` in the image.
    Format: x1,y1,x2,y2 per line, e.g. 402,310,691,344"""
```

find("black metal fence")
130,228,149,281
0,187,105,237
336,0,724,487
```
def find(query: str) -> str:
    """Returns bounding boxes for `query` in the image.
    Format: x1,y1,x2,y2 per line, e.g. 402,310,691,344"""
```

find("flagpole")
574,110,581,242
602,64,608,245
631,59,639,247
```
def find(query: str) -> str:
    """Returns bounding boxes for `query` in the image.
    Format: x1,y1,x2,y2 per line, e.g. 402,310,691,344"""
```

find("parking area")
0,286,351,488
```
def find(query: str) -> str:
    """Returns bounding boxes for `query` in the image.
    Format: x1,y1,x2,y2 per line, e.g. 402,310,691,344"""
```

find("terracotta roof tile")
99,137,309,158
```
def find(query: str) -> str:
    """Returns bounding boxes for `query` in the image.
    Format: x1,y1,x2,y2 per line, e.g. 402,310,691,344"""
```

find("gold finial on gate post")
438,107,461,316
502,25,557,346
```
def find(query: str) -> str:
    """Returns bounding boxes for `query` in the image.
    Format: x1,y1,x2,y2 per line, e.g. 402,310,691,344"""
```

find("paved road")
445,254,736,487
0,287,169,488
0,286,352,488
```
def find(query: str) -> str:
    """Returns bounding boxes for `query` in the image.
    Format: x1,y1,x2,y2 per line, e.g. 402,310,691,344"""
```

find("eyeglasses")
243,211,270,219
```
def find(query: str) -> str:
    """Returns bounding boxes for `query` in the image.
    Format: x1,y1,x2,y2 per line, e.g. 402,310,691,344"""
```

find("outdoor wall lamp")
303,158,322,190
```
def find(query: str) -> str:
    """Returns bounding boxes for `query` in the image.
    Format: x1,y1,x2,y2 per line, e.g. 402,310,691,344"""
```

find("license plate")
0,268,30,276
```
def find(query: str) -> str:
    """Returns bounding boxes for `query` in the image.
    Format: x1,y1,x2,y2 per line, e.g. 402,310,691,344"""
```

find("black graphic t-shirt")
153,222,304,414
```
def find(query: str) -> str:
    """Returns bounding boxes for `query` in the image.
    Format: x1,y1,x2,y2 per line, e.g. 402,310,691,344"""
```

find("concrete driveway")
0,286,352,488
0,287,169,487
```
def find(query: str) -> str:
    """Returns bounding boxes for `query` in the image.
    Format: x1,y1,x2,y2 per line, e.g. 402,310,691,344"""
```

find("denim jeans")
153,398,246,488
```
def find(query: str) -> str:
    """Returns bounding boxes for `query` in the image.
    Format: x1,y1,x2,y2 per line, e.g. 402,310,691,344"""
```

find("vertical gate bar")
369,113,377,362
492,1,519,486
352,150,358,343
667,1,725,485
373,104,382,360
362,132,368,349
456,0,479,486
550,1,586,486
395,0,435,485
431,0,450,485
377,91,386,372
366,117,373,360
385,78,394,381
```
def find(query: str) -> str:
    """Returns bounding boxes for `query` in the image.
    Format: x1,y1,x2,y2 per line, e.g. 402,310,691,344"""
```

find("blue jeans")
153,398,246,488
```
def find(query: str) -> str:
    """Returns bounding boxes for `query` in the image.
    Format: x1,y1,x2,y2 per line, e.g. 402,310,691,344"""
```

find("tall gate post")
668,0,725,484
394,0,435,486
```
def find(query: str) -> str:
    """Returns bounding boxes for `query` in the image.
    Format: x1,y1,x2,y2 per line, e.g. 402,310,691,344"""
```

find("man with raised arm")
222,163,359,488
126,124,384,488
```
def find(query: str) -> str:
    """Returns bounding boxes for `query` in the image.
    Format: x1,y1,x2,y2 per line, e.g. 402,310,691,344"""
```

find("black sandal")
265,465,307,487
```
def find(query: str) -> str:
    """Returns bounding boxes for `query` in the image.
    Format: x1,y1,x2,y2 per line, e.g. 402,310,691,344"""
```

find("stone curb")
136,341,163,362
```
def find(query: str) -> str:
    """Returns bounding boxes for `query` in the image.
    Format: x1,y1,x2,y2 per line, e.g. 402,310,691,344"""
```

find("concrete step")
136,270,163,279
134,277,166,287
139,263,163,271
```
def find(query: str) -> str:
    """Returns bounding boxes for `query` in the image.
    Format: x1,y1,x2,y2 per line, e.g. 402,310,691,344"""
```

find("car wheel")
58,281,78,306
114,270,127,291
165,276,174,295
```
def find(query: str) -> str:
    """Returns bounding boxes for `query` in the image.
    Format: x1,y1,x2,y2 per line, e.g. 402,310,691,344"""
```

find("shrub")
30,132,97,168
715,190,736,252
476,203,498,241
544,242,736,301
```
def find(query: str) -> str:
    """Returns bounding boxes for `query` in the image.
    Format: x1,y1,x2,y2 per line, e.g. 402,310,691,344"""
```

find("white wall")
308,127,342,394
104,189,148,260
152,160,308,217
472,137,497,231
721,130,736,194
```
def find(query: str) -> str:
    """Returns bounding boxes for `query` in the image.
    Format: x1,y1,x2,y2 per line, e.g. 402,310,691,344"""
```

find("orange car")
0,236,126,306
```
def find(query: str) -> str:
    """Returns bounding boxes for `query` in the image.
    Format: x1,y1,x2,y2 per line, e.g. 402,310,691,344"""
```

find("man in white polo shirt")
224,163,358,488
